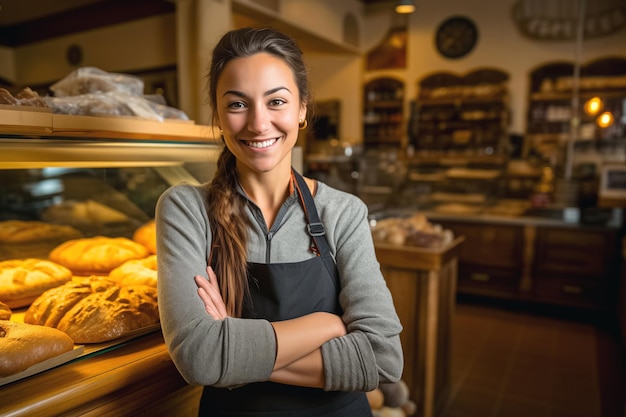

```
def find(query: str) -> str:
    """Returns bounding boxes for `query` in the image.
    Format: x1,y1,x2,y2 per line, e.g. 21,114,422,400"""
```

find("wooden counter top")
0,332,201,417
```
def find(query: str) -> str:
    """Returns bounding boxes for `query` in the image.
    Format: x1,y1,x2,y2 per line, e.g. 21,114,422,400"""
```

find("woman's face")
216,52,306,176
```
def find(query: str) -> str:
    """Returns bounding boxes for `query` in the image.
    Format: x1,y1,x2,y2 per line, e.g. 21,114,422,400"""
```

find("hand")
195,266,229,320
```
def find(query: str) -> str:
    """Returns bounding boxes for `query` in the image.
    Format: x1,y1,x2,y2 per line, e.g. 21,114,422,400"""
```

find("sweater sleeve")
319,190,404,392
155,184,276,387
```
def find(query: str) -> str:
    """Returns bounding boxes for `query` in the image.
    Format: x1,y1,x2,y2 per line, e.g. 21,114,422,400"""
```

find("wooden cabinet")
532,226,619,308
440,221,523,298
437,217,620,310
363,77,405,148
375,237,464,417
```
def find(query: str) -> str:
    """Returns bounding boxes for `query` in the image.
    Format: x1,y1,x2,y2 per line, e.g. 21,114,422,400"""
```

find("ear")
299,102,307,122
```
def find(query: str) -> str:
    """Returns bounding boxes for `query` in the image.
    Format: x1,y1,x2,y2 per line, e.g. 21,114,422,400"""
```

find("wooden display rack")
375,236,464,417
0,106,218,142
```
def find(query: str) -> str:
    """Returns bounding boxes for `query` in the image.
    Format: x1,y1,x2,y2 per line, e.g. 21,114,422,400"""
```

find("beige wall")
363,0,626,135
9,14,177,87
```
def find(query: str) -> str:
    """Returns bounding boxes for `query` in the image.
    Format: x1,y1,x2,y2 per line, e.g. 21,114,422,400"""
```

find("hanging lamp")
395,0,416,14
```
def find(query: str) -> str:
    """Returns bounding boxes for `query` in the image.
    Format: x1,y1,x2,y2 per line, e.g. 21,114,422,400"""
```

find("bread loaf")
49,236,149,275
0,320,74,377
25,277,159,343
108,255,157,287
133,220,156,254
0,258,73,308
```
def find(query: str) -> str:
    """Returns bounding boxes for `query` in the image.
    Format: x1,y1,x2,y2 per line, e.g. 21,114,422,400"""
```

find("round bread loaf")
0,320,74,377
0,258,73,308
133,220,156,254
49,236,149,275
108,255,157,287
24,277,159,344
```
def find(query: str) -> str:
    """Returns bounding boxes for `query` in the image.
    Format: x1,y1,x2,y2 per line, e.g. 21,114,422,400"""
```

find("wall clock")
435,16,478,59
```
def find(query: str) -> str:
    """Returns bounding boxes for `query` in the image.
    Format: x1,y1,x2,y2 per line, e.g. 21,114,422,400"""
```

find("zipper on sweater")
265,231,273,263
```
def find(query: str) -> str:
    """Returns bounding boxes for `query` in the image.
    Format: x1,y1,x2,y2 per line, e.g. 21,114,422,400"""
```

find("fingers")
195,267,229,320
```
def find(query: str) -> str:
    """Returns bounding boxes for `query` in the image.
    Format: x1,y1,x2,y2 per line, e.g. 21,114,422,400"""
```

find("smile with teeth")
245,138,279,149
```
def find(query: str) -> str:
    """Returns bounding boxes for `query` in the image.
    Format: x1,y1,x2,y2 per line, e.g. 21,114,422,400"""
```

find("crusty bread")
49,236,150,275
0,258,73,308
0,301,11,320
24,277,159,344
108,255,157,287
23,279,97,327
0,220,81,243
0,320,74,377
57,285,159,343
133,220,156,254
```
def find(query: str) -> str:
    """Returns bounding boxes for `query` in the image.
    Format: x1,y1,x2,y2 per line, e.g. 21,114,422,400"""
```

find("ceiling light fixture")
395,0,416,14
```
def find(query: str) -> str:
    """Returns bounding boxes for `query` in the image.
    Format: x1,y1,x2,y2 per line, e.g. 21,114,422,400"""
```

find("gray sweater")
155,180,403,392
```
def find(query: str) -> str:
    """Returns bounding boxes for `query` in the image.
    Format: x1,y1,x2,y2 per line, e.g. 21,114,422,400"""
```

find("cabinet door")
533,227,617,277
458,264,520,298
532,227,619,309
441,221,523,269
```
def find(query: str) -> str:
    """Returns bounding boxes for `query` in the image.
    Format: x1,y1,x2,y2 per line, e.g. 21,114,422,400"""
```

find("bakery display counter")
417,210,622,310
375,236,464,417
0,330,202,417
0,122,215,416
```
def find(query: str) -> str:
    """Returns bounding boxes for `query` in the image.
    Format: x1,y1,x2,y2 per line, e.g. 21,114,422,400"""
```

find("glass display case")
0,119,221,261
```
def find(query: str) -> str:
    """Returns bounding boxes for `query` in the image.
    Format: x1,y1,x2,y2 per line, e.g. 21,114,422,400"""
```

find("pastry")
133,220,156,254
0,320,74,377
108,255,157,287
24,277,159,344
0,220,81,243
49,236,150,275
0,258,73,308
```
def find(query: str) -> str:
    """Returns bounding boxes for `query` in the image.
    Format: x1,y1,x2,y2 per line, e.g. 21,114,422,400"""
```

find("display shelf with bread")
0,119,220,415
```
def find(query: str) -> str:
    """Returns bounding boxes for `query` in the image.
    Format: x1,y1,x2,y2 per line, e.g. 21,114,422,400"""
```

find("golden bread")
0,220,81,243
0,258,73,308
108,255,157,287
0,320,74,377
133,220,156,254
57,285,159,343
24,277,159,344
49,236,149,275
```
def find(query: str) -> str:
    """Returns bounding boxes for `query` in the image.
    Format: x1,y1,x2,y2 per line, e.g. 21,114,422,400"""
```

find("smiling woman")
155,27,403,416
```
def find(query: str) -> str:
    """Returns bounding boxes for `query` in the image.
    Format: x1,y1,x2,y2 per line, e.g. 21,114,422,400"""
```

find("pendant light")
395,0,416,14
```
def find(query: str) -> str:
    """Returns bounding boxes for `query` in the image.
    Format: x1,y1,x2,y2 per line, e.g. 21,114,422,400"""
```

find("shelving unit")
525,57,626,162
401,69,512,211
362,77,405,148
410,68,510,156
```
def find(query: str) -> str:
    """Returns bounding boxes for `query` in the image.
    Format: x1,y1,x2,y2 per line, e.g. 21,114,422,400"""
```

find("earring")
219,129,224,135
298,119,308,130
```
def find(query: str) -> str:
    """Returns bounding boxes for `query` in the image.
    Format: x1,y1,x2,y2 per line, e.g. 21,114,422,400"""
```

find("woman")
156,27,403,416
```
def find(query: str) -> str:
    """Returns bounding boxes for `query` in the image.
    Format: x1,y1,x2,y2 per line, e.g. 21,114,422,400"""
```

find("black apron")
198,171,372,417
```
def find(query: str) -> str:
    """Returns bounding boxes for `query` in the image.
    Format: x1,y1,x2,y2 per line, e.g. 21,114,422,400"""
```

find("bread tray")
81,323,161,356
0,345,85,387
12,309,160,352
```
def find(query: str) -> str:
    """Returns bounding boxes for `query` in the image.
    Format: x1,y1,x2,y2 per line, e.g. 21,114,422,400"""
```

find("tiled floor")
441,299,625,417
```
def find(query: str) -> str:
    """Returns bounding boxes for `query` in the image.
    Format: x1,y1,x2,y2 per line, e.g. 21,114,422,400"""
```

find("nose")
247,104,270,134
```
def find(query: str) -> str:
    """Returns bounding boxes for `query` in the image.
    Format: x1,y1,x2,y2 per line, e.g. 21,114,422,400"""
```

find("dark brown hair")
206,27,310,317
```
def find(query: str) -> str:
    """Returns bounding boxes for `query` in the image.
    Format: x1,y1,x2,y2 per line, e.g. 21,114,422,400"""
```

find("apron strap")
291,169,340,293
